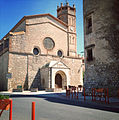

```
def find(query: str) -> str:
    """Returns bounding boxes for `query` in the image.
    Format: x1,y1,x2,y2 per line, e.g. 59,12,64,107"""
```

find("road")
1,96,119,120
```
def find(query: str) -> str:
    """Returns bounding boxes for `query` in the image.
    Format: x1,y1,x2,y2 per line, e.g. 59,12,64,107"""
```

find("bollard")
71,88,73,99
118,89,119,98
32,102,35,120
67,90,70,98
92,88,94,101
72,90,73,99
66,89,70,98
94,88,96,101
66,89,67,97
9,99,12,120
65,86,67,97
107,88,109,104
74,87,76,98
77,87,78,99
104,88,107,104
84,88,86,101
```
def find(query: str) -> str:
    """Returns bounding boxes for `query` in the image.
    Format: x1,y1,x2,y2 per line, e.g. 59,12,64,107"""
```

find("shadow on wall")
29,69,42,90
23,73,28,90
0,79,2,91
0,75,8,91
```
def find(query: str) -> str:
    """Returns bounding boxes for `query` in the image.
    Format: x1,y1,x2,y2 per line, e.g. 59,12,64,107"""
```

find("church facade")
0,3,83,91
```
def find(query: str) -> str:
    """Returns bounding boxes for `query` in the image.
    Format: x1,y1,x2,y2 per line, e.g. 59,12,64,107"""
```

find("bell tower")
57,2,77,57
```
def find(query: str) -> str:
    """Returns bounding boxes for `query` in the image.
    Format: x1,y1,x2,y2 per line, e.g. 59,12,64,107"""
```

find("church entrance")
55,73,62,88
55,71,67,89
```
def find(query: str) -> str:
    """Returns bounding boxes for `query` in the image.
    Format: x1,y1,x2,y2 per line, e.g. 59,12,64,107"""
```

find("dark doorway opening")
55,73,62,88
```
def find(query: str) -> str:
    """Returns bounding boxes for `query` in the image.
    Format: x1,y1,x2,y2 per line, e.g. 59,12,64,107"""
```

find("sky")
0,0,84,55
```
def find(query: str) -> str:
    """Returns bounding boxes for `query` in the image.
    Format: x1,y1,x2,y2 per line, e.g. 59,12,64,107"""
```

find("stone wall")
27,55,82,89
8,52,82,91
83,0,119,96
8,53,28,91
0,52,9,91
40,67,49,89
9,33,26,53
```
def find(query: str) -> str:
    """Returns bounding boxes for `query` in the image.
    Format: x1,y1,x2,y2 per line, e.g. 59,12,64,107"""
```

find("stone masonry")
83,0,119,96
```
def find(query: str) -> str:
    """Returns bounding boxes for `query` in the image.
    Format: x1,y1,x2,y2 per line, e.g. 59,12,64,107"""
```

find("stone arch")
55,71,67,89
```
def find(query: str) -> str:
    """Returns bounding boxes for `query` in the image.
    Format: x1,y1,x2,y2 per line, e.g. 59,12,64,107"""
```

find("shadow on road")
10,93,119,113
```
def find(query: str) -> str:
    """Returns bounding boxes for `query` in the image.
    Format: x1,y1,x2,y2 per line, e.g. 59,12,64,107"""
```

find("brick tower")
57,2,77,57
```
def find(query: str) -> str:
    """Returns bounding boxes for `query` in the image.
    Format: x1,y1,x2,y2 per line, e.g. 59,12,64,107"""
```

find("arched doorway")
55,71,67,89
55,73,62,88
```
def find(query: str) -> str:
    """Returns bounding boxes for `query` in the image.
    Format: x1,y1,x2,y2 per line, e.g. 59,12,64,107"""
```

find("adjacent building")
83,0,119,96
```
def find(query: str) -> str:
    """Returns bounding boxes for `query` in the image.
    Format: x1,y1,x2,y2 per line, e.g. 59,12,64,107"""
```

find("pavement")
0,90,119,113
0,90,119,120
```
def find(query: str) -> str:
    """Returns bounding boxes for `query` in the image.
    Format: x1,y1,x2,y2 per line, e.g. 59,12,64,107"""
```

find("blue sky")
0,0,84,55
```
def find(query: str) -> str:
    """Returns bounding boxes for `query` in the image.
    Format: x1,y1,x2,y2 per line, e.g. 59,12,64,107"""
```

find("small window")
33,48,40,55
86,15,92,34
57,50,63,57
87,49,93,61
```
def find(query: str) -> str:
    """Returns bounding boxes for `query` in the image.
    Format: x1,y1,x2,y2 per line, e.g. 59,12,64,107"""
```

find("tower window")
87,49,93,61
86,15,92,34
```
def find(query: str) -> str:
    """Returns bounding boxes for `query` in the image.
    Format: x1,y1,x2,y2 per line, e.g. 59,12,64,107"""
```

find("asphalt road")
1,96,119,120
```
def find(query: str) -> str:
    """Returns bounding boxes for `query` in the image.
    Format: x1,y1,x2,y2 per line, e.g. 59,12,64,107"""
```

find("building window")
86,15,92,34
33,48,40,55
43,37,55,50
57,50,63,57
87,49,93,61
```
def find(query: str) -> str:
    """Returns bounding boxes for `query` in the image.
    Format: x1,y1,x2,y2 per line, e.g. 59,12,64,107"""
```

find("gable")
49,61,69,69
0,13,68,57
26,14,67,32
1,14,67,41
26,14,67,27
